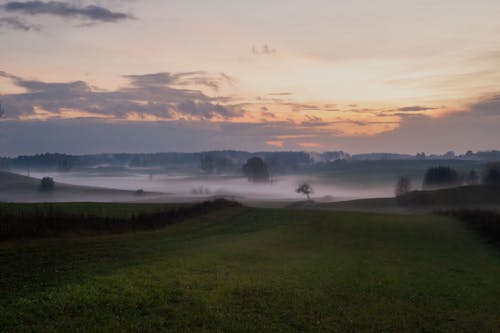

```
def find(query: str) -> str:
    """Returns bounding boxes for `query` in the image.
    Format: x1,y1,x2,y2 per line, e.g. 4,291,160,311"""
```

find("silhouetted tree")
39,177,55,192
296,182,313,200
242,157,270,182
466,169,479,185
484,162,500,186
422,166,461,188
395,176,411,197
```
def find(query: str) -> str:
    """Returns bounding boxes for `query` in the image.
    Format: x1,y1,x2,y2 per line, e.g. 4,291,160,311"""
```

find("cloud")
469,95,500,115
266,140,284,147
125,71,234,91
2,1,134,22
252,44,277,55
397,105,440,112
0,15,40,30
0,71,241,120
268,92,293,96
0,119,330,155
297,142,324,148
3,98,500,155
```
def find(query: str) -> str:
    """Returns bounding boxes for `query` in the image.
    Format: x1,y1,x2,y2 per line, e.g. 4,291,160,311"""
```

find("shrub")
422,166,461,189
39,177,55,192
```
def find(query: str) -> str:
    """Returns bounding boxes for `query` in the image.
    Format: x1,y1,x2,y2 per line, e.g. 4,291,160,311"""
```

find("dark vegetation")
0,151,315,174
484,162,500,186
440,209,500,246
422,166,461,188
199,155,235,174
397,184,500,207
395,176,411,197
395,162,500,204
242,157,270,182
467,169,480,185
0,199,240,241
3,150,500,175
39,176,55,192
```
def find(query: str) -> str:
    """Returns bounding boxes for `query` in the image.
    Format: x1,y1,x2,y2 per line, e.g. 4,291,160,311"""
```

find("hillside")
293,184,500,213
1,205,500,331
399,184,500,208
0,171,162,202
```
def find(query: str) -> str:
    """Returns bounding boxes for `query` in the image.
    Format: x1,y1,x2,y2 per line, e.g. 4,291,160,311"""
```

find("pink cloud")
298,142,324,148
266,140,284,147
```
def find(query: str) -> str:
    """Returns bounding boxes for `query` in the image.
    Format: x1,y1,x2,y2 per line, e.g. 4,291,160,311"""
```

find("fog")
27,170,393,203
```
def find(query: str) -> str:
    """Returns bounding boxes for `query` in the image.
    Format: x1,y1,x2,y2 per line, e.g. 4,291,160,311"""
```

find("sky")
1,0,500,155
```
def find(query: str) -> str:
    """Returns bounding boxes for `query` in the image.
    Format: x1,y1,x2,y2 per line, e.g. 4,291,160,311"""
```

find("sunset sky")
1,0,500,155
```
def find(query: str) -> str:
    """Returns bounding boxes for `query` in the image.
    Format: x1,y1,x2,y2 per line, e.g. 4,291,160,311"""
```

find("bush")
39,177,55,192
422,166,461,189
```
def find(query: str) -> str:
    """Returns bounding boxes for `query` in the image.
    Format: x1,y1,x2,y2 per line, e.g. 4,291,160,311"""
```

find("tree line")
395,162,500,197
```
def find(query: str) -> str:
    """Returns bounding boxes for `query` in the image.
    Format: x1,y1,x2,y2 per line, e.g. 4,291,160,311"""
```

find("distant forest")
1,150,499,174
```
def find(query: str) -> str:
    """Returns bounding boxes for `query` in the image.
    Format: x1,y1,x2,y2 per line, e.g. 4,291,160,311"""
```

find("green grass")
1,206,500,332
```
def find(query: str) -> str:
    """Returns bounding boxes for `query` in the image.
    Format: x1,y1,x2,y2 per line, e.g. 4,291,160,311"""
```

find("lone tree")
242,157,270,182
296,182,313,200
39,177,55,192
395,176,411,197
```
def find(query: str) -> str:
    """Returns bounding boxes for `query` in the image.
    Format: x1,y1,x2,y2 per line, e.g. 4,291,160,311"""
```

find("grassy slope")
400,184,500,207
0,171,160,202
1,207,500,332
298,185,500,214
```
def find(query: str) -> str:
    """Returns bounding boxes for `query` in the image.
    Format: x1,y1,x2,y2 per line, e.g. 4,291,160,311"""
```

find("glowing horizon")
1,0,500,154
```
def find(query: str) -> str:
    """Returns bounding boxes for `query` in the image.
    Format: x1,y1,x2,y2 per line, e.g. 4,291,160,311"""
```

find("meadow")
1,203,500,332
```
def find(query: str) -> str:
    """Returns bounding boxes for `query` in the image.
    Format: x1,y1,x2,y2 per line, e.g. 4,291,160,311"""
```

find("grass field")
1,204,500,332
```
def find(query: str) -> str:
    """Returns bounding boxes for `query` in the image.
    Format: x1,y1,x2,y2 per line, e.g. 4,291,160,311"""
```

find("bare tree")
296,182,313,200
395,176,411,197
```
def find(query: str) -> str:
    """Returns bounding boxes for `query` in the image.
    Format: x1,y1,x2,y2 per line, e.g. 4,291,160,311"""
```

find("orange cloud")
298,142,324,148
266,140,284,147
